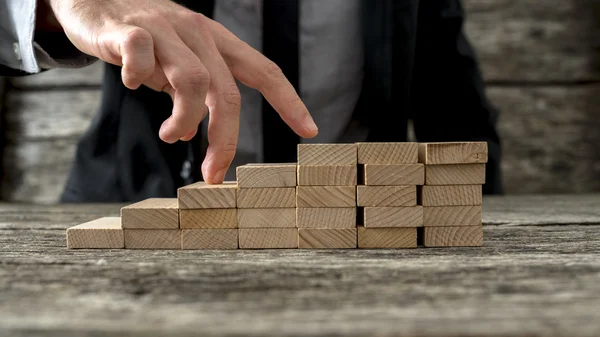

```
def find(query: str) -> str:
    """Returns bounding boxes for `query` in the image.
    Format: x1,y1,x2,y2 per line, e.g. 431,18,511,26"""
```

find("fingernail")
303,114,318,133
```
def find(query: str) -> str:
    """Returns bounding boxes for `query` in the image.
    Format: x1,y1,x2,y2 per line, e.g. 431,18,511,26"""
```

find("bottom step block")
423,226,483,247
239,228,298,249
124,229,181,249
357,226,417,248
181,229,238,249
298,228,357,249
66,217,124,249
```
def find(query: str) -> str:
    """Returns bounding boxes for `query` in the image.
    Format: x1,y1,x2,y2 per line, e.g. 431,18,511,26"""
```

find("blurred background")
0,0,598,204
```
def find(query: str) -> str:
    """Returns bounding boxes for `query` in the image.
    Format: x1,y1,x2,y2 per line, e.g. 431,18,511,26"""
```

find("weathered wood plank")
464,0,600,81
1,195,600,337
8,62,103,88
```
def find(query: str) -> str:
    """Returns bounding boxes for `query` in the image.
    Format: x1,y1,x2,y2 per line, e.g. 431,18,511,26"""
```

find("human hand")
44,0,318,183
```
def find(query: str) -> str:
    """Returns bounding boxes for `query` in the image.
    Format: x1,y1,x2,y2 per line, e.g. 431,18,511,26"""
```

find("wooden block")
420,185,482,206
297,165,357,186
423,226,483,247
298,228,357,248
357,142,418,164
297,143,357,165
124,230,180,249
296,186,356,207
418,142,488,164
237,187,296,208
356,185,416,207
423,206,482,227
181,229,238,249
66,217,124,249
177,181,237,209
120,198,179,229
238,228,298,249
180,209,237,229
363,164,424,185
236,163,296,188
364,206,423,228
237,208,296,228
424,163,486,185
357,226,417,248
296,208,356,228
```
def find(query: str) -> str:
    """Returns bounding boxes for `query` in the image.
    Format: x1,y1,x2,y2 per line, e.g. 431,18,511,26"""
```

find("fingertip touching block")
177,181,237,209
120,198,179,229
357,142,418,164
66,217,124,249
297,143,357,165
236,163,297,188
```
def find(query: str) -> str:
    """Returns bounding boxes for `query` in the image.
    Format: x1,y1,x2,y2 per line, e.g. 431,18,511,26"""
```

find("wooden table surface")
1,194,600,337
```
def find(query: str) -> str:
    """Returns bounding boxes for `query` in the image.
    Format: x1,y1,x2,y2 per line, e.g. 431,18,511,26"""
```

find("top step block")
178,181,237,209
418,142,488,165
357,142,418,164
297,143,357,165
236,163,297,188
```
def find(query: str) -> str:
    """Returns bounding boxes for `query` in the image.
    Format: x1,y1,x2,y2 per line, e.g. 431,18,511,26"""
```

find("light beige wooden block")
120,198,179,229
297,143,357,165
236,163,296,188
364,206,423,228
356,185,416,207
418,142,488,164
424,226,483,247
237,208,296,228
296,208,356,228
296,186,356,207
363,164,424,185
357,226,417,248
237,187,296,208
357,142,418,164
423,206,482,227
178,181,237,209
425,164,485,185
180,209,237,229
238,228,298,249
66,217,124,249
297,165,357,186
420,185,482,206
181,229,238,249
298,228,357,248
124,229,180,249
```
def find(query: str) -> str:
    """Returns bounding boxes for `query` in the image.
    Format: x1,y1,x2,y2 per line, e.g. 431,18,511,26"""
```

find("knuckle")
220,142,237,157
176,66,211,91
264,61,283,79
122,27,153,50
186,12,210,32
221,84,241,108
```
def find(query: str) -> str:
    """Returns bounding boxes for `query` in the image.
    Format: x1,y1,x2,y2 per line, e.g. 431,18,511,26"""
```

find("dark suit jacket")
59,0,503,203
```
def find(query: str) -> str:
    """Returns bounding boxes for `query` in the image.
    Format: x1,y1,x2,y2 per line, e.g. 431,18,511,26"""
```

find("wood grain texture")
177,181,237,209
181,229,238,249
357,142,418,164
296,208,356,228
424,226,484,247
296,186,356,207
356,186,417,207
418,142,488,165
420,185,483,206
237,208,296,228
238,228,298,249
297,165,357,186
120,198,179,229
297,144,357,165
298,228,357,248
179,209,237,229
423,206,482,227
425,164,486,185
237,187,296,208
236,163,297,188
123,229,181,249
363,207,423,228
66,217,123,249
357,226,417,248
364,164,424,186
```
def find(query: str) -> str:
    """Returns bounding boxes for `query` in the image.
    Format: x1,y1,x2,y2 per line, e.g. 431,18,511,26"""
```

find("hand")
44,0,319,183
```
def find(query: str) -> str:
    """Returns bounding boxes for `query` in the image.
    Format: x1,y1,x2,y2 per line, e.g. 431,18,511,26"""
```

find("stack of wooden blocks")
418,142,487,247
65,141,487,250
